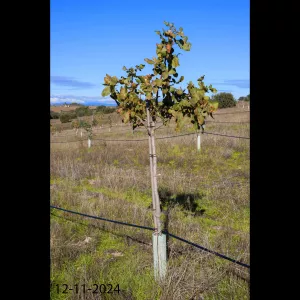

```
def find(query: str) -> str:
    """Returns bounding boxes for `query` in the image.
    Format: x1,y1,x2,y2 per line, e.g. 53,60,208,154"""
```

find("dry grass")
50,106,250,299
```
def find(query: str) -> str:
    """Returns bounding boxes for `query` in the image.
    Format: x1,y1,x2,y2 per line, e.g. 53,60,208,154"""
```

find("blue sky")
51,0,249,106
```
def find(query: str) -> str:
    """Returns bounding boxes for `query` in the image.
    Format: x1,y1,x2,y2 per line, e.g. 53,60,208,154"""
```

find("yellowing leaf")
172,56,179,68
101,86,110,97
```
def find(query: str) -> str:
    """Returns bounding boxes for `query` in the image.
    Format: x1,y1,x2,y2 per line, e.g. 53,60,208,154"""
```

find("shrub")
96,105,116,114
50,111,60,119
59,112,76,123
75,106,93,117
211,92,236,108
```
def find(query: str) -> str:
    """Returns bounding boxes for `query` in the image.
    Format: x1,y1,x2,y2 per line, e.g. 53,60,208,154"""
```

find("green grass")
51,116,250,299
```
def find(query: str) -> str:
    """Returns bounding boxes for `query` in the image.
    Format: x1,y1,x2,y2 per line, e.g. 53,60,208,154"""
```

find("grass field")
50,106,250,299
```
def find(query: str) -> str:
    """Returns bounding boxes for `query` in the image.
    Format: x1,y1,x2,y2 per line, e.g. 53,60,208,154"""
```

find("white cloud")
50,97,85,104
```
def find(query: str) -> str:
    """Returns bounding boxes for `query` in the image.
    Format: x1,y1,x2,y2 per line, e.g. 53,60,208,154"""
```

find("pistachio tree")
50,123,56,136
81,121,93,148
101,21,218,234
108,115,112,132
72,119,80,136
93,112,104,128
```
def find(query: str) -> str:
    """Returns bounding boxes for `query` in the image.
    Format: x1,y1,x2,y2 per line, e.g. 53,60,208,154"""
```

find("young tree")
72,119,80,136
108,115,112,132
101,21,218,279
50,123,57,135
81,121,93,148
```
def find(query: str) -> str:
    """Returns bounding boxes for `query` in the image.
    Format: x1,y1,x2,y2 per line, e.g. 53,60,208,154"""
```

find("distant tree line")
50,105,116,123
238,94,250,102
95,105,115,114
209,92,250,109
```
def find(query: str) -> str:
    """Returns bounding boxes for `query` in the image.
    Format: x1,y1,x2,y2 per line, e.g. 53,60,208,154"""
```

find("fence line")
50,130,250,144
213,111,250,115
52,120,248,137
203,132,250,139
206,121,250,124
50,205,250,269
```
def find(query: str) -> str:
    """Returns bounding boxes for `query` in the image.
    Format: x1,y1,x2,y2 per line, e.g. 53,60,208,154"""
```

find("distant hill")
50,105,102,113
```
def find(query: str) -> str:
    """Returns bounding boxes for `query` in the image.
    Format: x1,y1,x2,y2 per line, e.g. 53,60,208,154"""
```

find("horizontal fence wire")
50,205,154,231
50,205,250,269
213,111,250,115
206,121,250,124
166,232,250,269
203,132,250,139
50,130,249,143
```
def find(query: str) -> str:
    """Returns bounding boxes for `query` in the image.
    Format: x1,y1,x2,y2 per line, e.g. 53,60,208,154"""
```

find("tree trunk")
147,107,157,230
146,106,162,233
150,123,162,233
146,106,166,281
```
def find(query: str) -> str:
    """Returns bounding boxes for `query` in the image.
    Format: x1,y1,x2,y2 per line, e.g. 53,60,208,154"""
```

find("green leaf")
161,47,167,57
101,86,110,97
139,64,145,69
110,76,118,85
104,74,112,85
172,56,179,68
154,78,163,86
144,58,154,64
137,76,146,83
162,71,169,80
122,66,127,71
197,113,204,125
169,68,176,75
197,75,205,82
180,99,190,107
120,87,127,100
193,121,199,131
155,30,161,35
210,87,217,93
123,111,130,123
176,89,183,95
182,42,191,51
210,101,219,110
178,76,184,83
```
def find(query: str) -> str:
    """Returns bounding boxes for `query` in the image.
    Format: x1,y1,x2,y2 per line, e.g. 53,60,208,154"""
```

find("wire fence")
50,205,250,269
203,131,250,139
50,130,250,144
51,110,250,271
213,110,250,115
206,121,250,124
